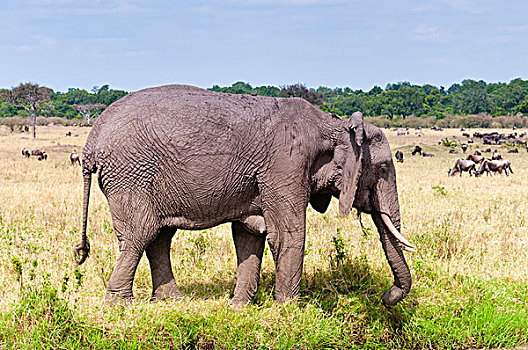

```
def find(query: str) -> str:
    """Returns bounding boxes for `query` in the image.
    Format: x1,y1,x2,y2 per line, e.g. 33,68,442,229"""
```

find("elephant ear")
338,111,364,217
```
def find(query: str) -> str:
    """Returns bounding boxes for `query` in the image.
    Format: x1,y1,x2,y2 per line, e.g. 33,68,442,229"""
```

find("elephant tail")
75,153,97,265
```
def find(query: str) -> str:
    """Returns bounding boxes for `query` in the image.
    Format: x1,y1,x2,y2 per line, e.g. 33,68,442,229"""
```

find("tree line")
210,79,528,119
0,84,127,120
2,79,528,137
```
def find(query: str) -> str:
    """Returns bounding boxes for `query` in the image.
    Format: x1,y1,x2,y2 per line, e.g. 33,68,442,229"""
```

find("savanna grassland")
0,125,527,349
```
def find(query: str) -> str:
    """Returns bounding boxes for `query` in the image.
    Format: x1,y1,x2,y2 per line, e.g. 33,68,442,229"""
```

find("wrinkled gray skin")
75,85,412,307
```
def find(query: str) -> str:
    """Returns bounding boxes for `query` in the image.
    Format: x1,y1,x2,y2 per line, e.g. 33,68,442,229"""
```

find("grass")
0,125,527,349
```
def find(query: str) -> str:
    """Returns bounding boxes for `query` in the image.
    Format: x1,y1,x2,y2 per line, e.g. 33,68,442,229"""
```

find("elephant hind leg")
105,194,159,304
146,226,183,300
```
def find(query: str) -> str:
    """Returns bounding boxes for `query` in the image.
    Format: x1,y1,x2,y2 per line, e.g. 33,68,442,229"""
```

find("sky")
1,0,527,93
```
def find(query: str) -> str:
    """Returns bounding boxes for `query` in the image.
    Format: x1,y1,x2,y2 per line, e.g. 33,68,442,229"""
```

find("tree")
2,83,53,138
279,83,324,105
73,103,106,125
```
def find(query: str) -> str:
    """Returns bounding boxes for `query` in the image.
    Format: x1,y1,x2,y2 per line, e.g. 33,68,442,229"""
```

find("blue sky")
1,0,527,92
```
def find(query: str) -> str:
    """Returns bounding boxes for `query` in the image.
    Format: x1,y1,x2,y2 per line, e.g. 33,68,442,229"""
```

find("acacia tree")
3,83,52,138
73,103,106,125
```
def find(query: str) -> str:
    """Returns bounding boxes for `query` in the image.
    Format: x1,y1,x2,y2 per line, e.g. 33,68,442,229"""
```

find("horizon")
4,76,528,95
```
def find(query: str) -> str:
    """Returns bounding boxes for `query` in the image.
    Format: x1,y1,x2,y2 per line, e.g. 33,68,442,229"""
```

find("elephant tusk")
381,213,417,253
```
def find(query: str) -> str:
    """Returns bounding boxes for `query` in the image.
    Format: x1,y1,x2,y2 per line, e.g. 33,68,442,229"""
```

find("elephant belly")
154,171,262,230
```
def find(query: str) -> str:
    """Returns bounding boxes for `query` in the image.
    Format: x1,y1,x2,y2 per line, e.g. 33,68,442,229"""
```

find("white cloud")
15,34,56,52
409,25,450,43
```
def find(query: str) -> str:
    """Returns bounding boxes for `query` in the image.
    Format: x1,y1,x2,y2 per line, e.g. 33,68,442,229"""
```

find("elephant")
75,85,415,308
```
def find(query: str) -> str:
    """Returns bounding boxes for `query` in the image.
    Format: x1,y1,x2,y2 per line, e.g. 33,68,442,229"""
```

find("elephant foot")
382,285,406,306
229,297,252,310
104,291,135,306
151,280,184,301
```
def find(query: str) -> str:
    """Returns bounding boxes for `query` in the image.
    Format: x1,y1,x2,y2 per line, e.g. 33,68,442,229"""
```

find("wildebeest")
461,144,468,153
475,159,513,177
448,149,457,154
32,149,47,160
492,150,502,160
396,128,408,136
462,133,470,138
473,150,482,155
66,131,72,137
395,150,404,163
448,159,476,176
70,150,81,166
411,145,422,156
422,152,434,157
21,148,30,158
507,148,519,153
467,153,484,164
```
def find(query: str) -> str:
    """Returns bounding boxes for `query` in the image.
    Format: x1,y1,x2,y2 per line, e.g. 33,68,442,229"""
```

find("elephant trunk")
372,206,412,306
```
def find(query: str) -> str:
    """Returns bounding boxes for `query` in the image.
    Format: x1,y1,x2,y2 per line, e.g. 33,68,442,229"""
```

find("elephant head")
310,112,415,306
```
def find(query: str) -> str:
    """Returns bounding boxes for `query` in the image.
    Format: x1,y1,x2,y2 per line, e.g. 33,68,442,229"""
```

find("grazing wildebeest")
411,145,422,156
462,133,470,138
395,150,404,163
21,148,30,158
32,149,47,160
70,150,81,166
448,159,476,176
492,150,502,160
66,131,72,137
475,159,514,177
484,148,492,153
507,148,519,153
422,152,434,157
473,150,481,155
467,153,484,164
461,144,468,153
38,152,48,161
448,149,457,154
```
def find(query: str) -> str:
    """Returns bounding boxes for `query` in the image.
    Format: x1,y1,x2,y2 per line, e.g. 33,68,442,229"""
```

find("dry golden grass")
0,124,527,348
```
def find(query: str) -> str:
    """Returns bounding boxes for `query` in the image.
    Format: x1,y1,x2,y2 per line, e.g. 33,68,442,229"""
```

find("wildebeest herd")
21,147,80,165
394,128,524,178
21,148,48,161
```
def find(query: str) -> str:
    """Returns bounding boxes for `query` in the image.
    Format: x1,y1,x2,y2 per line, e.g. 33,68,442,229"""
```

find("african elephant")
75,85,415,308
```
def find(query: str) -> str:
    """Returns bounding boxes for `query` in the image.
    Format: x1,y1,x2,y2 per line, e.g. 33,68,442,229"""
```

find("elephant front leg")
230,222,266,309
146,227,183,300
264,209,307,303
